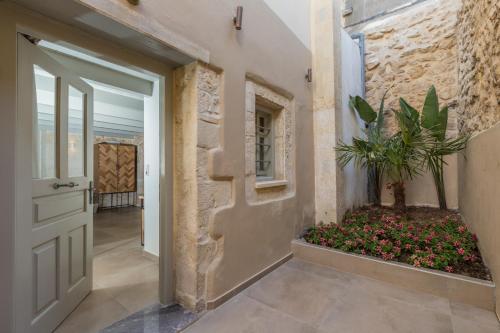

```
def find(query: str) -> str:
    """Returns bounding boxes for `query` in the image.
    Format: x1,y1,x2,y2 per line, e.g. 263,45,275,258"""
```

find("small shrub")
304,207,490,279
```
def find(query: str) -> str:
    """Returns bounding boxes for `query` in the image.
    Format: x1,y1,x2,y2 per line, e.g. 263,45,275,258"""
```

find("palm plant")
337,93,387,205
387,99,425,210
419,86,470,209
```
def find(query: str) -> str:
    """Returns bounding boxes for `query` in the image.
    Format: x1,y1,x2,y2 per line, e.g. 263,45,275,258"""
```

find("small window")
255,108,274,180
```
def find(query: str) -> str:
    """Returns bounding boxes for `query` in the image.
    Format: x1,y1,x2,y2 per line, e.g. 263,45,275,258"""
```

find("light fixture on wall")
233,6,243,30
305,68,313,83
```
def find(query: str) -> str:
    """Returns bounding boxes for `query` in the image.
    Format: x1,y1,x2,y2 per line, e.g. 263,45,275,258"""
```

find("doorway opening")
22,36,165,332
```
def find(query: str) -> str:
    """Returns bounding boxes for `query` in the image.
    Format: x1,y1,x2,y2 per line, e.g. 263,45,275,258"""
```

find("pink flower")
453,241,461,248
472,234,478,242
361,249,367,255
405,243,412,250
457,226,466,234
457,248,465,256
413,260,421,267
445,266,454,273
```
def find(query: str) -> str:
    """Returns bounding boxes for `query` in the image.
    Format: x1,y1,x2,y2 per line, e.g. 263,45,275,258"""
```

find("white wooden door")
15,34,93,333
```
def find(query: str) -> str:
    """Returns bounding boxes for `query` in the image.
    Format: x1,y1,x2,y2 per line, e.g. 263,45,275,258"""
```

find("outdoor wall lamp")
306,68,313,83
233,6,243,30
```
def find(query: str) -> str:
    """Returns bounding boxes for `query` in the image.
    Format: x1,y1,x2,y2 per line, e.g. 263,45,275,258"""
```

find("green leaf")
422,85,440,131
376,90,389,132
399,98,419,124
437,106,448,141
351,96,377,124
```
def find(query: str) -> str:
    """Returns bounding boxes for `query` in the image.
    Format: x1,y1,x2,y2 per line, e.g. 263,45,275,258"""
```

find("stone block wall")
360,0,460,136
173,62,233,311
349,0,462,208
457,0,500,135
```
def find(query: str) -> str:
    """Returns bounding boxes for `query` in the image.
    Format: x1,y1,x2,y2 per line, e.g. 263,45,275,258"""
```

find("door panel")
15,34,94,333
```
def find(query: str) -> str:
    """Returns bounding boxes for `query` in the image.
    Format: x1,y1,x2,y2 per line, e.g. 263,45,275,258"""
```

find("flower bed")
304,206,491,280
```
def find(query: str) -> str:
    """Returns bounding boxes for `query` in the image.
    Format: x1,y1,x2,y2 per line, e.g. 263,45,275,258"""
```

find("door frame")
12,18,175,332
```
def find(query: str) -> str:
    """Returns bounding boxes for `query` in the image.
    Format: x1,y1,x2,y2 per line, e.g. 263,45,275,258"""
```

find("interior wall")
143,80,161,257
0,5,175,330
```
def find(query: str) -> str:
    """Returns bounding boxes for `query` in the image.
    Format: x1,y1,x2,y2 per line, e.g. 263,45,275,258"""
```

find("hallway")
55,208,158,333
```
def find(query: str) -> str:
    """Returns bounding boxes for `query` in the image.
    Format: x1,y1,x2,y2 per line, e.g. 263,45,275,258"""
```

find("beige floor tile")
243,264,341,324
450,302,500,333
184,294,319,333
54,289,129,333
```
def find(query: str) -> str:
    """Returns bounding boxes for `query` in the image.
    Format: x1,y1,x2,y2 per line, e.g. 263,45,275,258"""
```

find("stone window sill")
255,179,288,190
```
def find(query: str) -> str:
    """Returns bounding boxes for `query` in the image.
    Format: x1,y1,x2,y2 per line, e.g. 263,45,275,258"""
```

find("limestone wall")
351,0,462,208
173,63,232,311
457,0,500,135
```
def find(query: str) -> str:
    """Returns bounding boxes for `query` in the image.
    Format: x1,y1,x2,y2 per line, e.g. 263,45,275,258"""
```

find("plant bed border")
292,239,495,311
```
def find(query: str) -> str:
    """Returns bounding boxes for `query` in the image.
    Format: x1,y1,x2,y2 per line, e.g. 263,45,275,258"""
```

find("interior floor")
55,207,159,333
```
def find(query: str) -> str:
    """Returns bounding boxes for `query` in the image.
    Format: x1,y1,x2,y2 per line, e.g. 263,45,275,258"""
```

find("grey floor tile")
184,294,319,333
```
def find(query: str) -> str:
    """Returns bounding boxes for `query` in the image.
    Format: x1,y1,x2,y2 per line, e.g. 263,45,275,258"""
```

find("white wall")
339,29,367,210
143,80,160,256
263,0,311,49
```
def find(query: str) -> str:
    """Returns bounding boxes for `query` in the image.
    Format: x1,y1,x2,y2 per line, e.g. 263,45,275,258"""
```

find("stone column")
311,0,344,224
173,62,232,311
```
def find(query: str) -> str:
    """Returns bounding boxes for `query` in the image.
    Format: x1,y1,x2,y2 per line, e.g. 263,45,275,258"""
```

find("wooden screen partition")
94,142,137,208
117,144,137,192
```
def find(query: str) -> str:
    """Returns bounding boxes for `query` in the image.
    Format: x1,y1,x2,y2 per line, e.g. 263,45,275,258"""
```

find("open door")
15,34,94,333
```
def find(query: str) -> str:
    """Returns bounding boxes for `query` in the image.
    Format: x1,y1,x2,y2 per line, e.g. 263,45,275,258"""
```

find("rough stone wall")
244,80,296,203
457,0,500,135
352,0,462,208
361,0,460,136
173,62,232,311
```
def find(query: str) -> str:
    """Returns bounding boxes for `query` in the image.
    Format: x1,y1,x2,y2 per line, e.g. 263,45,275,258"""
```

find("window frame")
255,106,275,182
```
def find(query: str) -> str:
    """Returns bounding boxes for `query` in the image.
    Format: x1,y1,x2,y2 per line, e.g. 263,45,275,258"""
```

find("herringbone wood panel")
96,143,118,193
118,145,136,192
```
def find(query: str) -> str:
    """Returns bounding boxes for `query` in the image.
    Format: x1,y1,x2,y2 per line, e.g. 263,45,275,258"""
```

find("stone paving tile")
183,258,500,333
185,294,319,333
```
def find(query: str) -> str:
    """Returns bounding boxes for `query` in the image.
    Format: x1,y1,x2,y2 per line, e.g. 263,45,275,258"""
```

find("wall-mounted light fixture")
127,0,139,5
305,68,313,83
233,6,243,30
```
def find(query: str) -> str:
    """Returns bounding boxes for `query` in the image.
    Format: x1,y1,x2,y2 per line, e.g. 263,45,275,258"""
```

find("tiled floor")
183,258,500,333
55,207,159,333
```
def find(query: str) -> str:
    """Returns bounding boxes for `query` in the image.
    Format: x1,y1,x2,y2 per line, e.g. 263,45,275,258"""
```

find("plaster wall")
72,0,314,310
339,30,368,212
263,0,311,49
459,124,500,317
457,0,500,317
352,0,461,209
